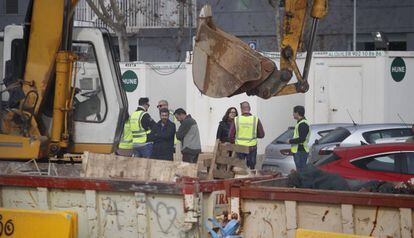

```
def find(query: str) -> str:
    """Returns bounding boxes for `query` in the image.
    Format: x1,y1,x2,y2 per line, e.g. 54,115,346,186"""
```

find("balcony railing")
74,0,196,32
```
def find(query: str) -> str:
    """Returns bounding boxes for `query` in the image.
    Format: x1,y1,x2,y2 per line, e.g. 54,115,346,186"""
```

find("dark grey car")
308,123,414,165
261,123,351,175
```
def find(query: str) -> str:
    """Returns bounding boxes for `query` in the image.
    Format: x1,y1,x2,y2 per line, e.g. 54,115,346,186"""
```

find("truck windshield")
72,42,107,122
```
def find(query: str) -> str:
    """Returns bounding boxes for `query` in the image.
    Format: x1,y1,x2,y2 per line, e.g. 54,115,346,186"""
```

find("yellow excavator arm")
0,0,128,159
0,0,78,158
193,0,328,99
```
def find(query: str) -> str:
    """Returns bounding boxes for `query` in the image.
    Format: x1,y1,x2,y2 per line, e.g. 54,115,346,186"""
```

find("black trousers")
182,153,199,163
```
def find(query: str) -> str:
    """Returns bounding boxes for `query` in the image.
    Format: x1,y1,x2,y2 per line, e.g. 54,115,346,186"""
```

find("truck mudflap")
0,175,414,237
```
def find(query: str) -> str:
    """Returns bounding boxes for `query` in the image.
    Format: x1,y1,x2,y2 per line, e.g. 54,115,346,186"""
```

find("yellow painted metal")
311,0,328,19
296,229,372,238
0,208,77,238
0,0,66,159
0,110,43,159
0,134,42,159
0,111,41,137
21,0,65,115
280,0,308,72
70,143,114,154
50,51,76,154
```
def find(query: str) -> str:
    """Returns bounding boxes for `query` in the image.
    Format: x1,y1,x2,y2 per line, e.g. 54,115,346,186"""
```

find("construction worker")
116,113,133,156
157,99,176,123
229,101,265,170
149,108,176,161
130,97,155,158
157,99,178,147
287,105,310,172
174,108,201,163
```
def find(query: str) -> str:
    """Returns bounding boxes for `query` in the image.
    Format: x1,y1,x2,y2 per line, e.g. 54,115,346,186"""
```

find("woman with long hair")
216,107,238,143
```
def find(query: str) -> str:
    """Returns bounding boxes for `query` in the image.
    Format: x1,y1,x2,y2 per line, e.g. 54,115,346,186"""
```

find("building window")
129,45,137,61
6,0,19,14
360,41,407,51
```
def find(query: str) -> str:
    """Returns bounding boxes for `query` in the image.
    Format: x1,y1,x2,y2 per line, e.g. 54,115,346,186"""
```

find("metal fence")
74,0,196,32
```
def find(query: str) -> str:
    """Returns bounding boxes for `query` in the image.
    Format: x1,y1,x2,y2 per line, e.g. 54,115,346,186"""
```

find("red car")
317,143,414,182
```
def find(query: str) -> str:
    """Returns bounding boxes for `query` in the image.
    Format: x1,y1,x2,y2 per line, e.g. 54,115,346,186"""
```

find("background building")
1,0,414,61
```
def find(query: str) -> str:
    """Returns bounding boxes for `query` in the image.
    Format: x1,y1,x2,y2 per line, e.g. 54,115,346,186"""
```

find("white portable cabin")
116,51,414,154
305,51,414,124
120,60,303,154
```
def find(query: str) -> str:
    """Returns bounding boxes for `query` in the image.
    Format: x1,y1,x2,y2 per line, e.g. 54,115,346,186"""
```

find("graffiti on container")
147,201,178,233
0,215,15,236
102,197,124,231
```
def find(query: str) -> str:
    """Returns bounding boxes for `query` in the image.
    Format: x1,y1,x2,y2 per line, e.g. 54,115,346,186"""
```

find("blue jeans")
237,147,257,170
133,143,153,158
293,151,308,172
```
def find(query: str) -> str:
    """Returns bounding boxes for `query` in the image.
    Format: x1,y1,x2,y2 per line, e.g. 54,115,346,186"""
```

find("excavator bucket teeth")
192,5,277,98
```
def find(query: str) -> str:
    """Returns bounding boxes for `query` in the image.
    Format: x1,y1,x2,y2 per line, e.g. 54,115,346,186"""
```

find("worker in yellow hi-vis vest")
229,101,265,170
131,97,155,158
116,113,133,156
287,105,310,172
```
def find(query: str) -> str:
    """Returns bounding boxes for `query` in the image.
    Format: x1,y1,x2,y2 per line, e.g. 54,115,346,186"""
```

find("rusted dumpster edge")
0,174,277,195
231,185,414,208
198,175,276,193
0,175,183,195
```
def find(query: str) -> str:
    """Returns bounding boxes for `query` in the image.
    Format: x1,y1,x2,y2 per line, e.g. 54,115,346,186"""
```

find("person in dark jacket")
149,108,176,161
174,108,201,163
287,105,310,172
216,107,238,143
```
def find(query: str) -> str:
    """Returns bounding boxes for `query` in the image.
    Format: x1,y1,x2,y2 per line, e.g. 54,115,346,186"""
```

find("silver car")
308,123,414,165
261,123,351,175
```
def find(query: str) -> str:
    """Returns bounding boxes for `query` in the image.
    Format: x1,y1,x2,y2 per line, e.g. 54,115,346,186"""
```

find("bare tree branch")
85,0,116,29
109,0,125,25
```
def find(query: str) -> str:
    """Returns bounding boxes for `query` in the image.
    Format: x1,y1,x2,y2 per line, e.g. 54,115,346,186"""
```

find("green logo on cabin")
121,70,138,92
390,57,406,82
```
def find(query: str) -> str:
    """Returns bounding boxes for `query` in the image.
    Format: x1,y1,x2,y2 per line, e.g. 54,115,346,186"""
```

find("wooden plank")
203,158,212,167
207,140,220,180
81,152,197,182
399,208,413,238
341,204,355,234
213,169,234,179
173,142,182,162
198,153,213,171
221,143,249,154
80,151,89,177
216,156,247,168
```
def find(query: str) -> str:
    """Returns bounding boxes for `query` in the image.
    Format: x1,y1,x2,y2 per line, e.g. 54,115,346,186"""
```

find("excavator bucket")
192,5,280,98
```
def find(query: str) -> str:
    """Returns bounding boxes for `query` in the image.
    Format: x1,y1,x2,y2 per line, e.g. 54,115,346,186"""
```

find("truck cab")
0,25,128,157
